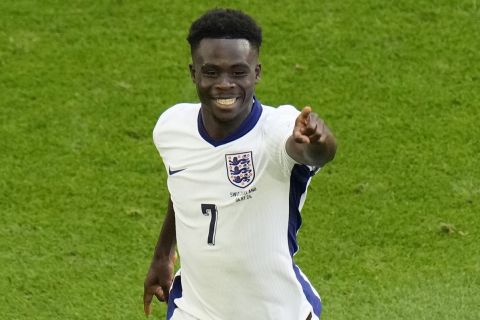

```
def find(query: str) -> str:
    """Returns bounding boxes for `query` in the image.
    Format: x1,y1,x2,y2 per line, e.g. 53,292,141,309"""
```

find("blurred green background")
1,0,479,319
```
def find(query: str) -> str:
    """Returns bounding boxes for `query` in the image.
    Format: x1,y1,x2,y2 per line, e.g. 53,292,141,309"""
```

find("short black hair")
187,8,262,53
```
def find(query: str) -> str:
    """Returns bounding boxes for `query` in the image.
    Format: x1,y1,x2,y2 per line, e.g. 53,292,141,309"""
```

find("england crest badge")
225,151,255,188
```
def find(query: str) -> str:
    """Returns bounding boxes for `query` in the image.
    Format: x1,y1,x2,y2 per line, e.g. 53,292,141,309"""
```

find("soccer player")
144,8,336,320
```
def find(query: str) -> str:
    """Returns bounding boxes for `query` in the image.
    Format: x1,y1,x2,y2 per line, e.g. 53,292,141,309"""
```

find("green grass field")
1,0,479,319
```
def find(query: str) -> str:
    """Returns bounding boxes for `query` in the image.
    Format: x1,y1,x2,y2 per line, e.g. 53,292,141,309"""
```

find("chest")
166,133,269,203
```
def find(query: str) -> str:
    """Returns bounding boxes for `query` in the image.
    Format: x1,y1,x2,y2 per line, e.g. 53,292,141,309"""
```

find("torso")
153,100,321,320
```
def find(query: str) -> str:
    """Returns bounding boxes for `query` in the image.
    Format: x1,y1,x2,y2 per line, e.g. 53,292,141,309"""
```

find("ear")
255,63,262,83
189,64,196,82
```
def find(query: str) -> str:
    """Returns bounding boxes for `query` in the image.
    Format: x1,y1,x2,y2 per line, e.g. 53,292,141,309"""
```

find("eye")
232,71,248,77
202,70,218,77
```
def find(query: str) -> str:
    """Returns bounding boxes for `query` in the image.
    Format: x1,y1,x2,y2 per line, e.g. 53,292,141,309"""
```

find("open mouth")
216,98,237,106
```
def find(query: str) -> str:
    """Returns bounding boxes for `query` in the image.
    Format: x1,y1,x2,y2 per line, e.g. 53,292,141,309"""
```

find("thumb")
160,285,170,304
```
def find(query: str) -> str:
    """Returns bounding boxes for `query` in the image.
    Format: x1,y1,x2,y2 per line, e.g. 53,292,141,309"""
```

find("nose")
215,74,235,90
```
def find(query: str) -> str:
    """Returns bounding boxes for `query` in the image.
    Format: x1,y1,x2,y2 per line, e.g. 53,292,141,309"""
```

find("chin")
213,109,239,123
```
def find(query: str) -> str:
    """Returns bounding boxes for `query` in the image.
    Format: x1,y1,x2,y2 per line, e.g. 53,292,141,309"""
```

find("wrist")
152,248,177,263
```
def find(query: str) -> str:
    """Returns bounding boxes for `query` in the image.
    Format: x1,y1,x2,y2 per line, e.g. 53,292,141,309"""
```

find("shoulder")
153,103,200,130
156,102,200,123
259,103,301,175
153,102,200,143
262,103,299,118
274,104,300,117
261,103,300,129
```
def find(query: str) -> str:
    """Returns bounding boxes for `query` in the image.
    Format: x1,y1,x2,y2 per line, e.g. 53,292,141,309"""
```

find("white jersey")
153,99,322,320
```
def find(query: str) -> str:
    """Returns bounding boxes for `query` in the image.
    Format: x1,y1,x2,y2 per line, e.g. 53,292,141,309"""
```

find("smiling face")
190,38,261,139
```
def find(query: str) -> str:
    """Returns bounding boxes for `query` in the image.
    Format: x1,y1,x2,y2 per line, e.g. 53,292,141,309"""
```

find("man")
144,8,336,320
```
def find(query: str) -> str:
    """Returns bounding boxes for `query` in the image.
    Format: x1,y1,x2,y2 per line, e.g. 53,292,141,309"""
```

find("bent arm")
286,106,337,167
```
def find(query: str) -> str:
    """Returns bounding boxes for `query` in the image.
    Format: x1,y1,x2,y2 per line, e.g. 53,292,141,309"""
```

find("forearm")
304,133,336,166
144,197,176,311
151,197,176,261
286,107,337,167
286,134,337,167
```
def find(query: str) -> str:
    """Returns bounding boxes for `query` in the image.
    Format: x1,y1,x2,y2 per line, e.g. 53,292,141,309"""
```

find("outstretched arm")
286,106,337,167
143,196,177,316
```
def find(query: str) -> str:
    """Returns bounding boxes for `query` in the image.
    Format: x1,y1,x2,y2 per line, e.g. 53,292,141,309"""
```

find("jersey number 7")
201,204,218,245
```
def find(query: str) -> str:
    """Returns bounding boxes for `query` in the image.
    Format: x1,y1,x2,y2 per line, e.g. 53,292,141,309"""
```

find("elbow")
311,137,337,167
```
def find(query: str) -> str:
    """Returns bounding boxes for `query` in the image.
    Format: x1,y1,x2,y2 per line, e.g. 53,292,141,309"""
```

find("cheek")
242,78,256,91
197,77,214,88
195,80,210,94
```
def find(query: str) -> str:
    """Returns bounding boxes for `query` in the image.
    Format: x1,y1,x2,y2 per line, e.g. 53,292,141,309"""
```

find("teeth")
216,98,236,105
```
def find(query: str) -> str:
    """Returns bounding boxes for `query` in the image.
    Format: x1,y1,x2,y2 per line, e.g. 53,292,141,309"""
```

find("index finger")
144,294,152,316
299,106,312,122
143,286,161,316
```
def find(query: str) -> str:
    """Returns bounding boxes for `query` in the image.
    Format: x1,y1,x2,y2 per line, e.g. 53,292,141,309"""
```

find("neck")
200,109,250,140
197,98,263,147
